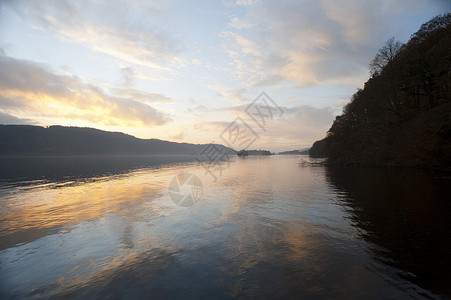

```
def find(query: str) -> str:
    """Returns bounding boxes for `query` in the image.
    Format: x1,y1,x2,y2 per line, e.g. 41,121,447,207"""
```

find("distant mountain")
278,148,309,155
0,125,235,156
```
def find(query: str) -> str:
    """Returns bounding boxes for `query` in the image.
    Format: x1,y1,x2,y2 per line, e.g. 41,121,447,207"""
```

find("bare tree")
369,38,404,125
369,37,403,76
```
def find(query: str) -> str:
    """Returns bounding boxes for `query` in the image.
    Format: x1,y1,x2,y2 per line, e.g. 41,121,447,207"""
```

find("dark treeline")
278,149,310,155
310,14,451,169
0,125,234,156
237,149,272,156
308,140,325,158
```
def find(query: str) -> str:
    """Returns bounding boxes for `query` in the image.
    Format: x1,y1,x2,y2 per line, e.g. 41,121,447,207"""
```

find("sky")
0,0,450,152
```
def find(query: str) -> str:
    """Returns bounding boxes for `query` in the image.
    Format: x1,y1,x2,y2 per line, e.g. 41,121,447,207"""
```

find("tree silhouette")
370,37,404,124
369,37,403,77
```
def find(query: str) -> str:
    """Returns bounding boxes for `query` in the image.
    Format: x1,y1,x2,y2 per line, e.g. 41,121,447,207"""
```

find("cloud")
320,0,376,47
236,0,261,6
234,34,263,56
229,17,253,29
171,131,185,141
223,0,450,89
191,59,202,66
244,104,336,150
208,85,250,104
2,0,181,71
187,104,209,115
190,104,335,151
0,53,171,127
192,120,230,133
0,111,37,125
222,1,367,88
110,88,172,104
121,67,135,86
225,0,261,7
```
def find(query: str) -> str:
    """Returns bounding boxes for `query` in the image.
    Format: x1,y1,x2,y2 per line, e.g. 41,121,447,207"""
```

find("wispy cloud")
110,88,173,104
3,0,182,71
222,0,450,89
229,17,253,29
0,52,171,127
224,0,261,7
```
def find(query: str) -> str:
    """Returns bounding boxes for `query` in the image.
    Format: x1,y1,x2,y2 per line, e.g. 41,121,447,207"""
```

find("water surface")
0,156,450,299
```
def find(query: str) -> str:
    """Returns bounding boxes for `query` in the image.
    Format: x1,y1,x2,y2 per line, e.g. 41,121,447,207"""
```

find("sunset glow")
0,0,449,151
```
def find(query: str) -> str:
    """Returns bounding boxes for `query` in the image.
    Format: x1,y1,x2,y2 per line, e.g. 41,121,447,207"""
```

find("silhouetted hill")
0,125,235,156
308,140,326,158
310,14,451,169
278,148,310,155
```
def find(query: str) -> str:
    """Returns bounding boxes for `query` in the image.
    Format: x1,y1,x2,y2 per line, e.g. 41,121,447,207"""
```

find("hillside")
310,14,451,169
0,125,235,156
278,149,310,155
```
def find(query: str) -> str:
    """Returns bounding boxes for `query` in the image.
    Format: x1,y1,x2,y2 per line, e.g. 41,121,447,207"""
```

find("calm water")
0,156,450,299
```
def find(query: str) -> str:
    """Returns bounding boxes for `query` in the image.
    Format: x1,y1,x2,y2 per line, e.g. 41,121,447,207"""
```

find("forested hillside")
310,14,451,169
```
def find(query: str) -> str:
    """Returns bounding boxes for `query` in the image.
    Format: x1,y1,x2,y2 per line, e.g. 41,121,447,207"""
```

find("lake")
0,155,450,299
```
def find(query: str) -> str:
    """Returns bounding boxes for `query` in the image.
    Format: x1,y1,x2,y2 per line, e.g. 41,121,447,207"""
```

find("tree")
410,13,451,44
369,37,403,76
237,149,248,156
369,38,404,124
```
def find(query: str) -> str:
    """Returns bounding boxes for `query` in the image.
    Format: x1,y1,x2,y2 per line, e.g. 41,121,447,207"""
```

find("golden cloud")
0,54,171,127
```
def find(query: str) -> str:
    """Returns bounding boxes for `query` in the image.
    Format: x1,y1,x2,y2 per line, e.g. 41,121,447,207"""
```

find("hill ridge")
0,125,235,156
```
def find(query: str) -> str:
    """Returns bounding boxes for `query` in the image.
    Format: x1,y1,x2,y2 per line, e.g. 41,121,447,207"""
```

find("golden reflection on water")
0,156,448,299
0,165,197,250
0,157,325,297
